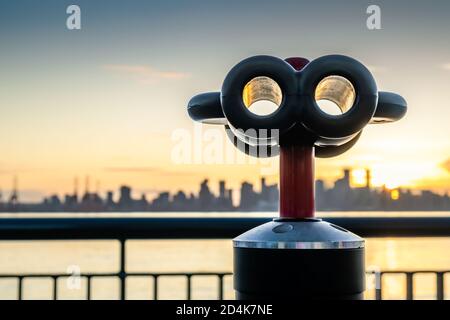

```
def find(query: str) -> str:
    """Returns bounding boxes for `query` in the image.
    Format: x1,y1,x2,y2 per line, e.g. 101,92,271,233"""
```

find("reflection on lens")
315,75,356,115
242,76,282,116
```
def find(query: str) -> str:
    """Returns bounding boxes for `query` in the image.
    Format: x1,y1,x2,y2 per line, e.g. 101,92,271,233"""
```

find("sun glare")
390,189,400,200
368,173,404,189
350,167,405,189
350,166,410,190
351,169,368,187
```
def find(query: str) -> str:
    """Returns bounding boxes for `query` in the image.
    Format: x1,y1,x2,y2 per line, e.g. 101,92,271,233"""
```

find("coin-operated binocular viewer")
187,55,406,299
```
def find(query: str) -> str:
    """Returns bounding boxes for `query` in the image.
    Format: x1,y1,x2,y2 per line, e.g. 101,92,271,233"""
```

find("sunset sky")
0,0,449,202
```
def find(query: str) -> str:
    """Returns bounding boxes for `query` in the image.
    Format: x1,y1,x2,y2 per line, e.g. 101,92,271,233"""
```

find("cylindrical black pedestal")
233,219,365,300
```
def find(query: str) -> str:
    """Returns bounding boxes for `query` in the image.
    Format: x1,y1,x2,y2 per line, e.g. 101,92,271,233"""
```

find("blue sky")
0,0,449,200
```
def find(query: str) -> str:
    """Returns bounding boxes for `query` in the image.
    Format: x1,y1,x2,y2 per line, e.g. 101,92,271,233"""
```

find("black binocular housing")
188,55,406,158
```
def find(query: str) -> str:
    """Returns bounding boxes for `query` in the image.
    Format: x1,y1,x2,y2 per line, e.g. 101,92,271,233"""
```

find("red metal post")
279,144,315,218
279,57,315,219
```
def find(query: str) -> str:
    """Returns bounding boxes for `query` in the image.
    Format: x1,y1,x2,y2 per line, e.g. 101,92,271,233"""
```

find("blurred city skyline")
1,168,448,212
0,0,450,201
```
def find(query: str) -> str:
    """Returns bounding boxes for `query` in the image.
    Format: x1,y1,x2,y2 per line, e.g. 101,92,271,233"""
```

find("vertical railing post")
375,272,382,300
52,276,58,300
406,272,414,300
218,274,224,300
436,272,444,300
18,276,23,300
186,274,192,300
86,276,92,300
119,239,126,300
153,275,159,300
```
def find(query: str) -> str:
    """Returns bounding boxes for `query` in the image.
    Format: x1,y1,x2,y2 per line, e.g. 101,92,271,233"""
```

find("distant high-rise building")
199,179,214,209
261,177,266,189
172,190,189,211
315,179,326,210
119,186,132,208
316,180,325,194
219,180,226,199
106,191,115,208
334,169,351,191
258,177,279,211
136,193,148,210
152,192,170,211
344,169,351,185
64,194,77,208
261,177,267,198
214,181,233,210
240,182,257,210
227,189,233,206
365,168,371,189
50,195,61,206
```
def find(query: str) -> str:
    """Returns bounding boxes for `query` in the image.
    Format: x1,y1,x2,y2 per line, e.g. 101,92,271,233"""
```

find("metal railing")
0,272,232,300
367,270,449,300
0,216,449,300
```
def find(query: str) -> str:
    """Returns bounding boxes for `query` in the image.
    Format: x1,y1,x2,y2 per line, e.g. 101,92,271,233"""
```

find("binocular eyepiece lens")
315,75,356,116
242,76,283,116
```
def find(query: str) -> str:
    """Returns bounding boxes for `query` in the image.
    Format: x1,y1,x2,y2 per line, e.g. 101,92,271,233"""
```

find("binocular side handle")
371,91,407,123
187,92,225,125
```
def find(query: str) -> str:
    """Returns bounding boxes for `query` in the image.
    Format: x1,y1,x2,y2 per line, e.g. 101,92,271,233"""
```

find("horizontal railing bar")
372,270,450,274
0,272,234,278
0,274,117,278
127,272,233,277
0,271,447,279
0,217,449,240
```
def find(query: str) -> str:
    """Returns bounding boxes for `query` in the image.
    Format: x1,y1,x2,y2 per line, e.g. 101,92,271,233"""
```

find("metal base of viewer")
233,219,365,300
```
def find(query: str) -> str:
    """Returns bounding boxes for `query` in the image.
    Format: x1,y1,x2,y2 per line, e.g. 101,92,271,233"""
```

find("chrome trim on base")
233,239,365,249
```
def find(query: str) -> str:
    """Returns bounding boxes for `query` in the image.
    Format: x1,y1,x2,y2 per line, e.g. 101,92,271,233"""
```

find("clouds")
104,166,159,173
441,158,450,173
441,63,450,71
103,64,190,84
104,166,195,177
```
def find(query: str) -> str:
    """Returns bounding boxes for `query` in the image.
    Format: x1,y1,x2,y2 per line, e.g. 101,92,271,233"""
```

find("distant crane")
9,175,19,209
73,176,79,201
95,179,101,194
84,175,90,196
